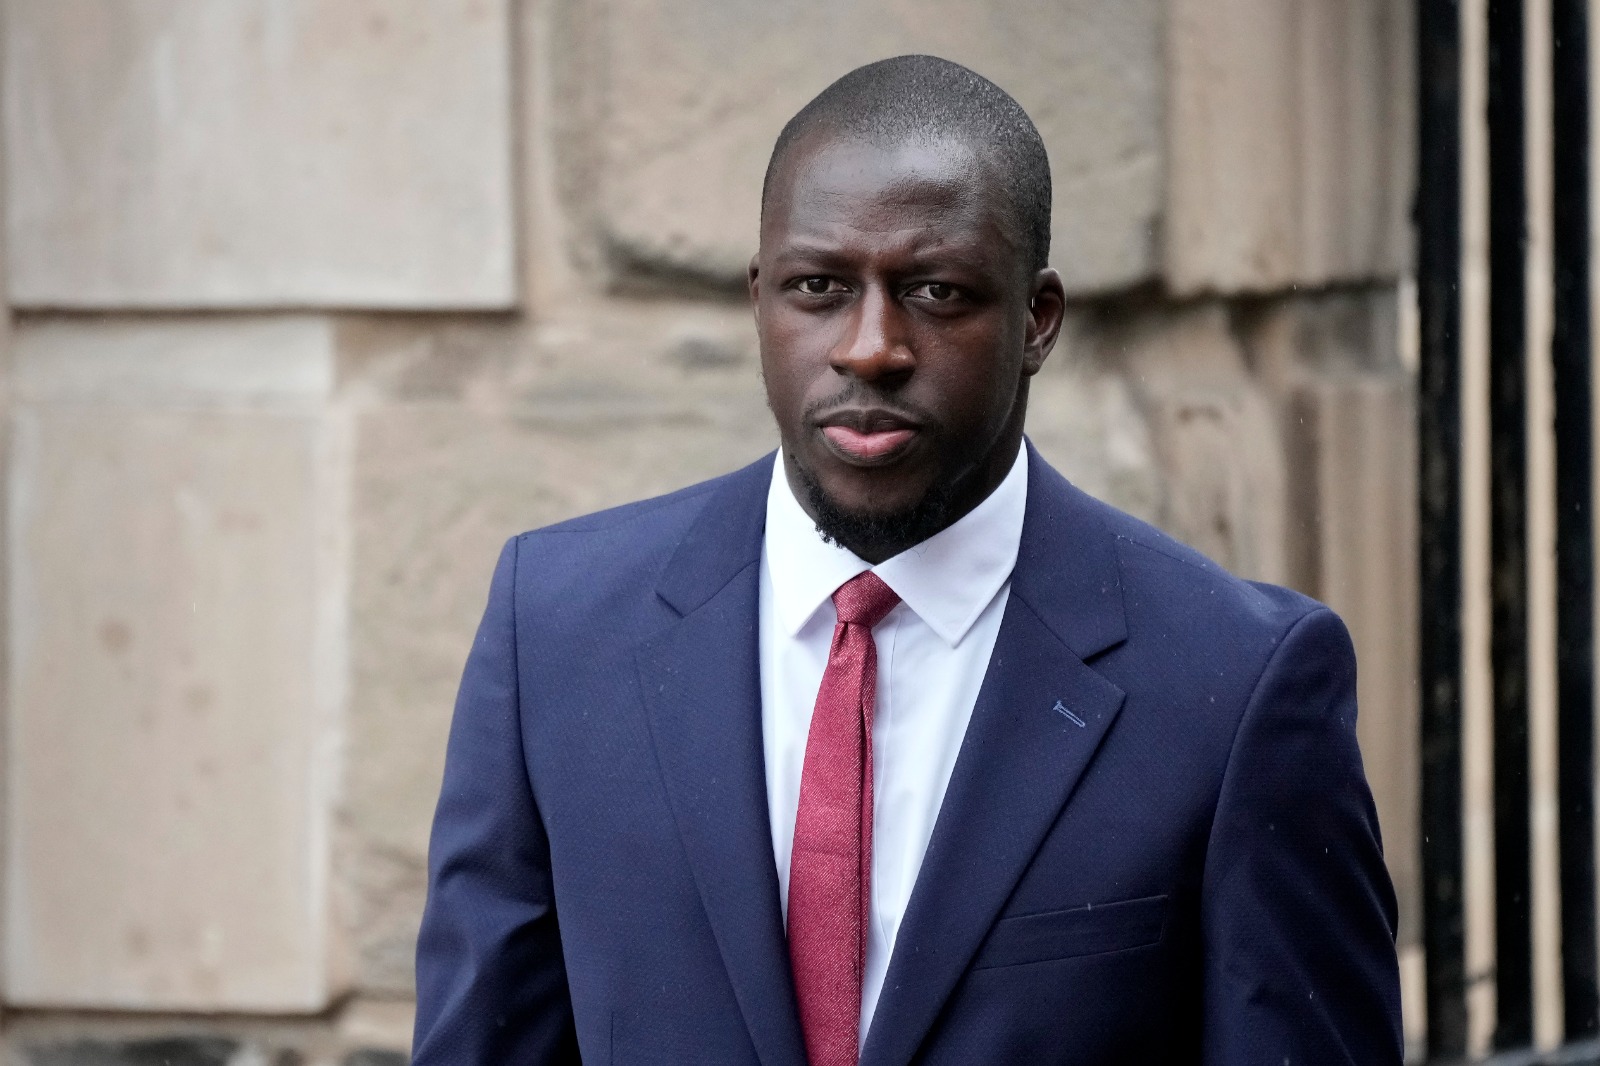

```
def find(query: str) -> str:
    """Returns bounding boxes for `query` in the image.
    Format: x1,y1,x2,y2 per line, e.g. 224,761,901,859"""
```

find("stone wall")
0,2,1419,1061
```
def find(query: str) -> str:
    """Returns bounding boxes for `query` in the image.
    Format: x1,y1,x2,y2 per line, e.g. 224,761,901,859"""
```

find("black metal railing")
1488,0,1534,1051
1549,0,1597,1043
1419,0,1469,1056
1419,0,1597,1060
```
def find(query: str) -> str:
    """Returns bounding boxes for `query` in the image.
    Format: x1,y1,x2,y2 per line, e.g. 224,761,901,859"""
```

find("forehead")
762,134,1015,259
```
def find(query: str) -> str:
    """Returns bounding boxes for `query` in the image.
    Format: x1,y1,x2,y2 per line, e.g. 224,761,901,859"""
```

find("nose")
830,286,914,381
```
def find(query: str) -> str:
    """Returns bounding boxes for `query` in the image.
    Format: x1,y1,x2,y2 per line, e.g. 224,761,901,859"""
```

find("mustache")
800,381,936,428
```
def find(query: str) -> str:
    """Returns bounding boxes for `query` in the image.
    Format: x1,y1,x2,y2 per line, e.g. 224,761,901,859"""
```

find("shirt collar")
762,444,1029,647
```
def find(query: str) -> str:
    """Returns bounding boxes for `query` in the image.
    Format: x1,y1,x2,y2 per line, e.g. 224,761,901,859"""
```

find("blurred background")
0,0,1569,1063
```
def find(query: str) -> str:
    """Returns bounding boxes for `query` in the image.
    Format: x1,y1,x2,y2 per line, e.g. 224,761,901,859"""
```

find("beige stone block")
337,997,417,1057
1285,376,1420,948
4,0,515,309
1241,287,1406,389
1025,323,1163,526
1166,0,1414,294
15,317,335,406
1233,287,1404,589
581,0,1162,295
1095,302,1291,583
4,321,347,1010
0,1002,414,1065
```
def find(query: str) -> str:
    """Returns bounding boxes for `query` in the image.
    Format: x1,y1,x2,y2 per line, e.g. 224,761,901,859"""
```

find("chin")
818,476,926,519
794,457,954,559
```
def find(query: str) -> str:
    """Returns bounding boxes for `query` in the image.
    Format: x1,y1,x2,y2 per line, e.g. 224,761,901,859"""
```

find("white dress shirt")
758,445,1028,1044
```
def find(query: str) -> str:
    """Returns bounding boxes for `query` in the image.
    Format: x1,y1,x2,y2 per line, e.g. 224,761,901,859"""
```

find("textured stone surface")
1091,302,1291,583
342,1052,406,1066
15,318,335,405
334,999,416,1062
0,997,415,1065
1241,286,1405,385
1166,0,1413,293
4,0,515,309
581,0,1163,295
21,1038,241,1066
1024,318,1162,525
13,1036,309,1066
5,320,346,1010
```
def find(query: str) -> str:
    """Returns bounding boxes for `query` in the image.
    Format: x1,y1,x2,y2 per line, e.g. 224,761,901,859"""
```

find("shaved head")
761,55,1052,274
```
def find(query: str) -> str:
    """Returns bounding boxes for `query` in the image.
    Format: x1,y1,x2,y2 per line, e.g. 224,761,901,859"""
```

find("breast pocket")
970,893,1169,970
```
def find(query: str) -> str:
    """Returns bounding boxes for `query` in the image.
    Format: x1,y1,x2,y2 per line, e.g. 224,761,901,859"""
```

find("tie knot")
832,571,900,629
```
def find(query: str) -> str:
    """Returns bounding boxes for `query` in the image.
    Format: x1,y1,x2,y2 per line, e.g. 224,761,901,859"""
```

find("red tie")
787,571,901,1066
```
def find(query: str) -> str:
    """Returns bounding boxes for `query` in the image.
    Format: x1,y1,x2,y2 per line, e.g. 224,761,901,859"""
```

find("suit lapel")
635,455,807,1066
861,448,1131,1066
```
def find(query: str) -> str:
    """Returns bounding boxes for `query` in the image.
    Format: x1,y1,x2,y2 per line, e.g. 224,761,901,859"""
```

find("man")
412,55,1403,1064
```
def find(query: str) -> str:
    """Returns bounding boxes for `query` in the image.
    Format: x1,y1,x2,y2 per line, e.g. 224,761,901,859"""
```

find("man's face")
751,133,1065,561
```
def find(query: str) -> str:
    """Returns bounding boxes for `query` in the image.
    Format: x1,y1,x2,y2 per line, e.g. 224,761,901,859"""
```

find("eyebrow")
771,240,995,275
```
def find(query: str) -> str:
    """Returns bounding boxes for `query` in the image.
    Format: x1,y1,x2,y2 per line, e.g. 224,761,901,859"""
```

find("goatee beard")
791,457,955,561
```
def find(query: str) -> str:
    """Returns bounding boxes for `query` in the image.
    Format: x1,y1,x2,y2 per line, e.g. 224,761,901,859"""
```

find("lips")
822,424,916,460
816,409,921,464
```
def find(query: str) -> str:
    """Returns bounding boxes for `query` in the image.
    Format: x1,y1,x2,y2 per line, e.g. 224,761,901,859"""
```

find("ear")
1022,267,1066,376
748,254,762,327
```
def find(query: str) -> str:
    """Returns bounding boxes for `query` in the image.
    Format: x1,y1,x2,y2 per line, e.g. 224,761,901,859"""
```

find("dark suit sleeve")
412,536,581,1065
1200,607,1403,1065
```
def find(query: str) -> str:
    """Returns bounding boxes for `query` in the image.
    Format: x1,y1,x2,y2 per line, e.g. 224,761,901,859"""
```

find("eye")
795,276,842,296
909,282,959,302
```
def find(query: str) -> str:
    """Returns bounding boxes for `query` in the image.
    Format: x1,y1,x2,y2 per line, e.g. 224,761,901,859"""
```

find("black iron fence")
1418,0,1596,1060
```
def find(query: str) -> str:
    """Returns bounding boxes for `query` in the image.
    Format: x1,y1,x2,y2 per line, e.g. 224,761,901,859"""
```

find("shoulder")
1102,497,1322,634
1037,464,1339,684
1028,467,1359,793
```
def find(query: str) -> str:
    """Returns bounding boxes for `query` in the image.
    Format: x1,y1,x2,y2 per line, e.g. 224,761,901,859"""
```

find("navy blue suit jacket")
412,446,1403,1065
